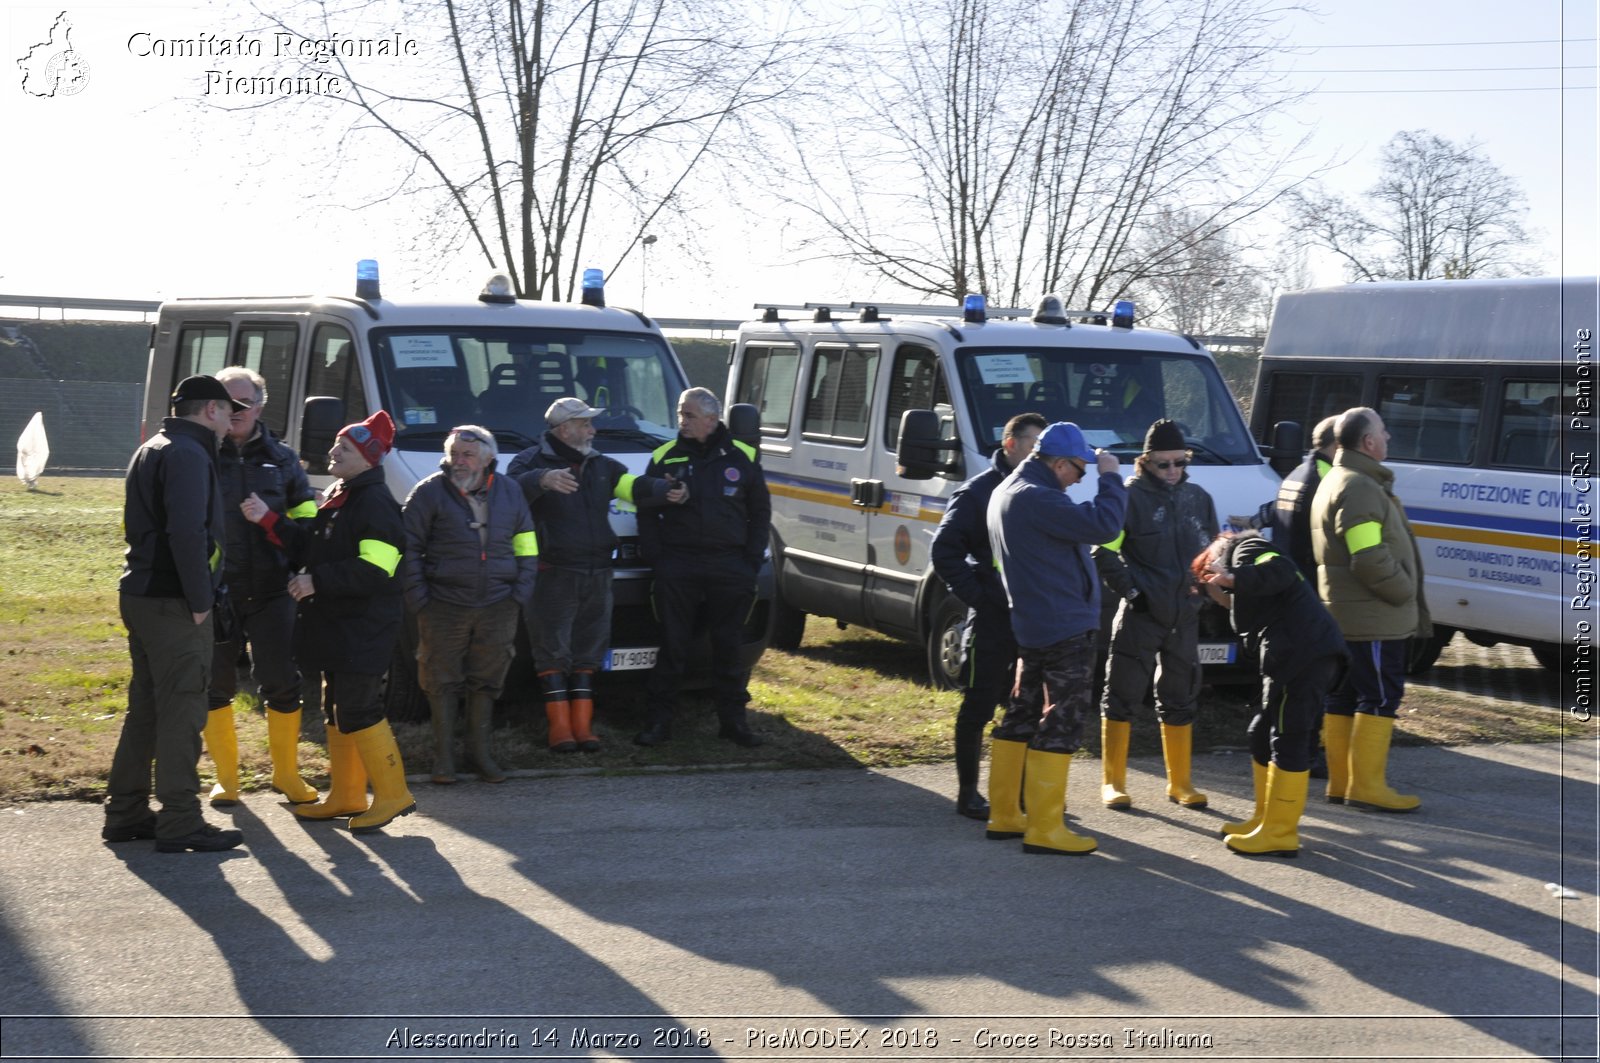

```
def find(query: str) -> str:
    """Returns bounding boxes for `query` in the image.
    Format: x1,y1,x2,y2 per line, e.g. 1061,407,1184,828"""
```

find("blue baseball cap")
1035,422,1094,462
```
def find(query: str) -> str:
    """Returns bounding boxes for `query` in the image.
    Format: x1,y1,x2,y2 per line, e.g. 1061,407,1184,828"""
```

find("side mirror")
301,396,346,475
896,408,963,480
727,402,761,456
1269,420,1304,477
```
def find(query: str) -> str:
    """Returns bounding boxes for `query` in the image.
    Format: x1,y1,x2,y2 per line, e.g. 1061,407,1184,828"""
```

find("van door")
769,340,882,626
864,341,958,637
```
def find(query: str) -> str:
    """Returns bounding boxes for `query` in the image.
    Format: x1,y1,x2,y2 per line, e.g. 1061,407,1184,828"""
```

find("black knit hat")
1144,418,1186,453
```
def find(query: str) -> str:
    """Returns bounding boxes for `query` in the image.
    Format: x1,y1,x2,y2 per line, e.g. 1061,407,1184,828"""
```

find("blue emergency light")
355,259,381,300
581,268,606,307
1112,300,1135,328
963,293,986,323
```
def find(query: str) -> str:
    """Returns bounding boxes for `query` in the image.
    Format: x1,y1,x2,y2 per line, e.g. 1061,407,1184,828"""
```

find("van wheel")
768,590,807,651
381,620,429,722
926,595,967,691
1404,627,1454,676
1529,642,1560,671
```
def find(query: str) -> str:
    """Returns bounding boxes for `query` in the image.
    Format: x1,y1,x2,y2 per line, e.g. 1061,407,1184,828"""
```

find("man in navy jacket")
929,412,1045,820
986,422,1126,856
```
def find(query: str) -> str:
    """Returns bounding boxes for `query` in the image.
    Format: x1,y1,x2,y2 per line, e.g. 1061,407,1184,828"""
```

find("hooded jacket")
1094,467,1219,629
401,466,538,612
987,455,1127,649
1311,448,1432,641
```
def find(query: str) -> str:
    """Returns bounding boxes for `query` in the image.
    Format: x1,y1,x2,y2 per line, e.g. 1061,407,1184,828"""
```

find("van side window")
176,325,230,382
734,344,800,435
307,323,368,427
883,344,950,449
803,345,880,445
1378,376,1482,464
236,325,297,439
1495,378,1570,471
1259,371,1363,445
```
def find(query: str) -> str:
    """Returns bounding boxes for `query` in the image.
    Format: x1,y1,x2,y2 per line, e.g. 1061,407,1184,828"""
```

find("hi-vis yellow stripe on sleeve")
287,500,318,520
358,538,402,576
615,474,638,504
209,541,223,572
1344,521,1383,555
1101,530,1125,552
513,530,539,557
1253,550,1280,565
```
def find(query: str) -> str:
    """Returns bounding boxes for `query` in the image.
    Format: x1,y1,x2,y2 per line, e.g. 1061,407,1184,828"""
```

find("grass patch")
0,474,1583,804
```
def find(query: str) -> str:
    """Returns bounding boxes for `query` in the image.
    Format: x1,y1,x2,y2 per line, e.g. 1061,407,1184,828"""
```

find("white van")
726,295,1281,686
142,262,773,715
1251,276,1598,673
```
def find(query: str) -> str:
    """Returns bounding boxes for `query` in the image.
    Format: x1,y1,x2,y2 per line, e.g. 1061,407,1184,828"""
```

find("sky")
1,0,1596,321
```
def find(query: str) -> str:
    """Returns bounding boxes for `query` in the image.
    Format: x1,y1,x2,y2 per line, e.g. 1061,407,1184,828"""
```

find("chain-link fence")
1,379,142,473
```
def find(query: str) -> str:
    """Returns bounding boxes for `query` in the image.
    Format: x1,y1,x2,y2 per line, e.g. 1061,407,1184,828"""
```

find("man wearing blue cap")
986,422,1126,855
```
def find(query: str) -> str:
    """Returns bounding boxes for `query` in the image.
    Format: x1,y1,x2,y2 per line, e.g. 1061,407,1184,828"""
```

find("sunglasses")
1068,458,1088,475
1153,459,1189,470
450,428,490,446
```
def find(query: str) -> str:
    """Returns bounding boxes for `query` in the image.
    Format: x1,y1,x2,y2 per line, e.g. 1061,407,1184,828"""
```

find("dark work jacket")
508,432,672,571
264,465,404,676
120,416,226,615
1094,470,1219,630
1222,531,1346,681
401,467,537,612
930,448,1012,616
216,425,316,600
638,423,769,570
1269,450,1331,579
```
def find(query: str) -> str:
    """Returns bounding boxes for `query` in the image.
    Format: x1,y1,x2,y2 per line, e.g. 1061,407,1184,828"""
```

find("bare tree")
1126,207,1264,337
782,0,1311,310
238,0,815,299
1290,129,1535,281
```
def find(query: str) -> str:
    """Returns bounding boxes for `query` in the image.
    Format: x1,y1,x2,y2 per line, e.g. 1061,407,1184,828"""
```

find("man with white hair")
401,425,538,784
508,397,685,753
635,387,770,748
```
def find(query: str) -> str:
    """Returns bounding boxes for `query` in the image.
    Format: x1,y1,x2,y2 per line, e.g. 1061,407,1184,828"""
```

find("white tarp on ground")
16,410,48,487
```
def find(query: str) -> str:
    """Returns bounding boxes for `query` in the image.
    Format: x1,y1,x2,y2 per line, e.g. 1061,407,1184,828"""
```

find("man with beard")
508,398,684,753
402,425,538,783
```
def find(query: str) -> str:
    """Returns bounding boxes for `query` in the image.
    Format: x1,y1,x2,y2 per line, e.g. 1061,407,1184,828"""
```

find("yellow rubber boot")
1346,714,1420,812
1322,713,1353,804
1226,765,1309,857
1021,749,1097,855
1222,759,1269,837
1100,718,1132,809
294,727,369,820
203,705,240,807
266,709,319,804
985,738,1028,840
348,721,418,834
1160,722,1208,807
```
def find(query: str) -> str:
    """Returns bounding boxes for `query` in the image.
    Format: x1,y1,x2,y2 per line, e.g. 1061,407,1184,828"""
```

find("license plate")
604,647,658,671
1198,642,1238,665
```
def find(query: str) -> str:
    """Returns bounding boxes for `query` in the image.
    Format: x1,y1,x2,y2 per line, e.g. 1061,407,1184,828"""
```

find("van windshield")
370,326,683,452
955,346,1258,463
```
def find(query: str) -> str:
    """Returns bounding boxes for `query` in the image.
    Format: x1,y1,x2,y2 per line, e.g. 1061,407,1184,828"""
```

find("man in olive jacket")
1311,407,1431,812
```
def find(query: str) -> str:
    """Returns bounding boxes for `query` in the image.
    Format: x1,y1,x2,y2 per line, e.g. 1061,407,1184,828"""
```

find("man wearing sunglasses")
1094,418,1220,812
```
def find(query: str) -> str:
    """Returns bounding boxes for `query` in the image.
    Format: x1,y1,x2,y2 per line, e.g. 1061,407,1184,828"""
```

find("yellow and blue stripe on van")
764,471,949,523
1407,506,1576,558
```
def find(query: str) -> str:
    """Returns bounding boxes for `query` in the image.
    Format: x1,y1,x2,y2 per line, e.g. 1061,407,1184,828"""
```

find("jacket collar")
1016,453,1063,490
543,430,589,464
1335,447,1394,489
163,416,221,452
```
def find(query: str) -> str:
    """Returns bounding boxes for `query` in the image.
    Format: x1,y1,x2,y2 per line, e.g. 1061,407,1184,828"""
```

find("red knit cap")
337,410,395,467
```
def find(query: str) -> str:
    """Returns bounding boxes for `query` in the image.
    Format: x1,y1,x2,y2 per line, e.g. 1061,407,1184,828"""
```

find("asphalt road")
1,737,1596,1063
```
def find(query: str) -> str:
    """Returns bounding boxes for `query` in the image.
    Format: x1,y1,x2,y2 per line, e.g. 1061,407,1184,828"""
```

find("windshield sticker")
390,335,456,369
973,354,1035,385
403,407,439,426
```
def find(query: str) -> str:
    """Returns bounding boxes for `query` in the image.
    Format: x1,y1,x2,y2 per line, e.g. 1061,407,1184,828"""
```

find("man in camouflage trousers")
986,422,1127,856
